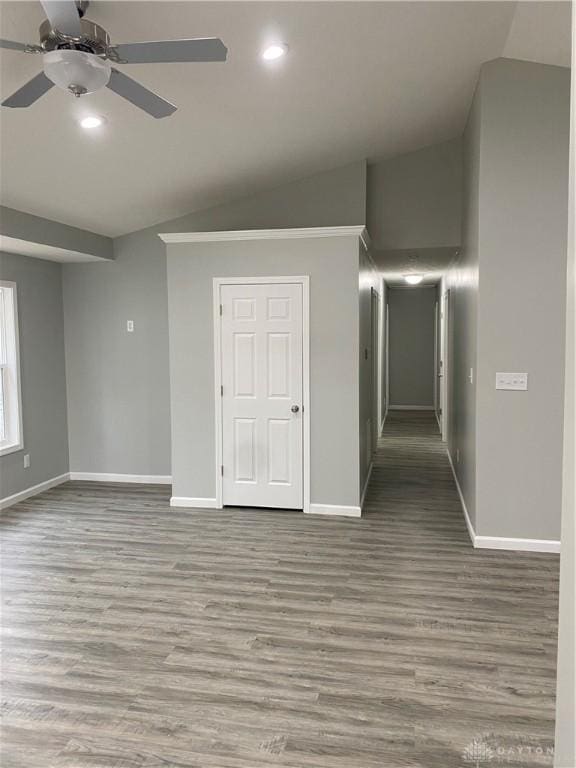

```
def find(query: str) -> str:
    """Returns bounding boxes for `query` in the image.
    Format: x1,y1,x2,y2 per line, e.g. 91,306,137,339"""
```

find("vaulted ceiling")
0,1,571,236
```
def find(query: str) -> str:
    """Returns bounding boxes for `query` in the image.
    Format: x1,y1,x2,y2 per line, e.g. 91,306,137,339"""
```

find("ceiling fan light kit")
43,49,111,96
0,0,228,117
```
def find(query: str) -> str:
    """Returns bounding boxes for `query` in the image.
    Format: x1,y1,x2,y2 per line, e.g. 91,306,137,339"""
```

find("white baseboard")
380,411,387,435
69,472,172,484
446,449,560,553
170,496,218,509
474,535,560,553
307,503,362,518
0,472,70,511
360,462,373,509
389,405,435,411
446,449,476,545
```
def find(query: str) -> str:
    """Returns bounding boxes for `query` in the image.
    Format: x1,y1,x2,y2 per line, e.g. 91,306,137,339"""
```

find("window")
0,282,22,455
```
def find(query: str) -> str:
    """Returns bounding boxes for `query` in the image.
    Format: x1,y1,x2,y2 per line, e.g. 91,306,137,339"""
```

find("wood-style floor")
1,411,559,768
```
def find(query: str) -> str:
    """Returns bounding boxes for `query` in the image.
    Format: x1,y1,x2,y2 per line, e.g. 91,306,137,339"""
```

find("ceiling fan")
0,0,227,118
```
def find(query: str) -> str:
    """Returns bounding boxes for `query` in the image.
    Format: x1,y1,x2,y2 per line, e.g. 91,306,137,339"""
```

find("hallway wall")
449,57,570,543
446,81,480,528
475,58,569,541
388,287,436,409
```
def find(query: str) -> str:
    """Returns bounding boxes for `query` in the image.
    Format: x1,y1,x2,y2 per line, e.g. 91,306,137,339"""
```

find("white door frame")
434,299,440,429
378,278,384,433
385,301,390,421
370,286,380,452
441,288,451,442
213,276,310,513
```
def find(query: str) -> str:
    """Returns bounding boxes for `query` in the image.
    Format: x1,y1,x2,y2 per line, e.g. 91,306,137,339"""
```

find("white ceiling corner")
503,1,572,69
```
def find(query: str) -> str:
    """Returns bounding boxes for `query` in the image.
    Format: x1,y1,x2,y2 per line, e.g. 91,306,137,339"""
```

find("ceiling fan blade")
0,38,36,52
107,68,176,119
40,0,81,37
2,71,54,108
113,38,227,64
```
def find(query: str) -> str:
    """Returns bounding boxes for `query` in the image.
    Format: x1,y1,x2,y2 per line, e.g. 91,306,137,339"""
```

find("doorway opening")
385,284,439,416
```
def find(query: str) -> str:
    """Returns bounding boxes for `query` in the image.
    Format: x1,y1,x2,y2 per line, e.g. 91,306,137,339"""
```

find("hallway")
0,412,560,768
365,410,559,764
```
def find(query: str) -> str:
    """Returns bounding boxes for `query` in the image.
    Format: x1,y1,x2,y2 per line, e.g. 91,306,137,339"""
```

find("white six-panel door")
220,283,303,509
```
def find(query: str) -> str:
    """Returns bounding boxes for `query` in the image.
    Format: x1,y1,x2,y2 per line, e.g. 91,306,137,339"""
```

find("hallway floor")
1,411,559,768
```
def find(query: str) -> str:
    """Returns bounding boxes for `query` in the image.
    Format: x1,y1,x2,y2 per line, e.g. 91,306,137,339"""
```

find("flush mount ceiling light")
262,43,288,61
404,274,423,285
79,114,105,129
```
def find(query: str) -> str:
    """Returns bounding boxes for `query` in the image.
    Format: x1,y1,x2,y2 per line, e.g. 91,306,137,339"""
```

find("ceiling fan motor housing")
43,49,111,95
39,18,109,55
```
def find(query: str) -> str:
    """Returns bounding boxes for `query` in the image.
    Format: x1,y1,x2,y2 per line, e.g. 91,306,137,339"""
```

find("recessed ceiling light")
79,115,105,129
262,43,288,61
404,274,423,285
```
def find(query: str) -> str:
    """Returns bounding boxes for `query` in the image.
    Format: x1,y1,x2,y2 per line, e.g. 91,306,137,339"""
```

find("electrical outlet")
127,320,134,333
23,453,30,468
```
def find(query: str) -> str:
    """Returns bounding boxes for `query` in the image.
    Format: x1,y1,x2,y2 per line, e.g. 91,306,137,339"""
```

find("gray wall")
388,287,437,408
367,138,462,251
166,235,361,507
446,80,481,528
358,246,380,495
63,161,367,476
475,58,569,541
0,251,69,498
448,58,570,541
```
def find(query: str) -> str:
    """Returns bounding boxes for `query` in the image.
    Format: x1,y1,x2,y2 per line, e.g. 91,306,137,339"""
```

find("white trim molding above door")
213,276,310,513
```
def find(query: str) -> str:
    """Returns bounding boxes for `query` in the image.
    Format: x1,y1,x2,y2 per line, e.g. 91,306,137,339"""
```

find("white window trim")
0,281,23,456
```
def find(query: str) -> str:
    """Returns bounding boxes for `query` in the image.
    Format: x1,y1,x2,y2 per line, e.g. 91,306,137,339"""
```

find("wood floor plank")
0,411,559,767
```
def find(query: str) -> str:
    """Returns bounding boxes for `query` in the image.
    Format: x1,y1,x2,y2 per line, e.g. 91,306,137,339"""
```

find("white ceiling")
373,246,459,286
503,1,572,67
0,1,571,237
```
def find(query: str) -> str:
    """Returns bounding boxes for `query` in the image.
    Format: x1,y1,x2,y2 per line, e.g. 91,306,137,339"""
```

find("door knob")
291,405,300,413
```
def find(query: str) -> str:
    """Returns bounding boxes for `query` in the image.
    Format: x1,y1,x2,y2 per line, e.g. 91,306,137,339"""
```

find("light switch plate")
127,320,134,333
496,372,528,391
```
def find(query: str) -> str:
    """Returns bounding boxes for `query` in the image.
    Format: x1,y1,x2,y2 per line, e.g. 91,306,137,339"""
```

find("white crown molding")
159,226,371,251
